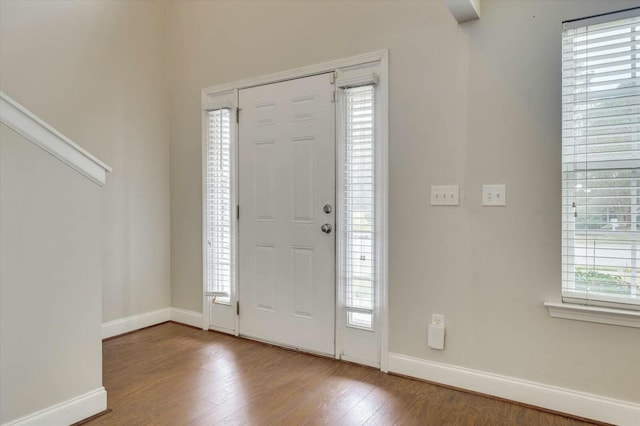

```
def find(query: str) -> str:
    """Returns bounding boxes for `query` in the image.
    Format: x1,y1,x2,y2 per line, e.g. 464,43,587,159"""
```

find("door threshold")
238,333,335,359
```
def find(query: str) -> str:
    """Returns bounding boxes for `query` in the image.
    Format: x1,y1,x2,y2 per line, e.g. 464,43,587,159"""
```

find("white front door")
238,73,336,355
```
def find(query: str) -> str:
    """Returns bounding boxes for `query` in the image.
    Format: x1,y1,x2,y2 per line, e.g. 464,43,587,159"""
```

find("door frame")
201,50,389,371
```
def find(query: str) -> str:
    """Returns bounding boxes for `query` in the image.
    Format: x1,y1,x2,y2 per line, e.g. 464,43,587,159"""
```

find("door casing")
201,50,389,371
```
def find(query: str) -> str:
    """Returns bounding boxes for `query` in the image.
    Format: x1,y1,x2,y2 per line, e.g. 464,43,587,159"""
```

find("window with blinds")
562,10,640,308
205,108,232,304
343,85,376,328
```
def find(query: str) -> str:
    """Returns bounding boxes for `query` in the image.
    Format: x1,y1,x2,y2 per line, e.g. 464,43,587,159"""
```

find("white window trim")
334,66,386,368
562,6,640,30
201,50,390,372
548,8,640,326
544,302,640,328
201,89,239,334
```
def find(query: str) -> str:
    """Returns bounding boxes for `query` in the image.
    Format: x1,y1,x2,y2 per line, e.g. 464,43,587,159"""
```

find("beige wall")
1,0,637,414
0,0,171,322
168,0,640,403
0,124,103,423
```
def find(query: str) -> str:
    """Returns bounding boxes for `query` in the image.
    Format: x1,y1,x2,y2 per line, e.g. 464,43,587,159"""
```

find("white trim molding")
0,92,111,186
544,301,640,328
1,387,107,426
389,353,640,426
202,50,387,95
170,307,203,329
101,308,170,339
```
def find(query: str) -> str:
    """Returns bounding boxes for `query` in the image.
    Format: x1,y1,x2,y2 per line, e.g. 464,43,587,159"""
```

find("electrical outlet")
482,184,506,206
432,313,444,327
430,185,459,206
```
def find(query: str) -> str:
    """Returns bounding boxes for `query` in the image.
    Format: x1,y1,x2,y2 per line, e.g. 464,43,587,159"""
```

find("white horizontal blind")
205,108,232,304
562,11,640,308
343,85,376,328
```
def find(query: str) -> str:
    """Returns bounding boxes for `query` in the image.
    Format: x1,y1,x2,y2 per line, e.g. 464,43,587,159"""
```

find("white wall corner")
0,92,112,186
444,0,481,24
170,307,203,329
1,387,107,426
388,353,640,426
101,308,171,339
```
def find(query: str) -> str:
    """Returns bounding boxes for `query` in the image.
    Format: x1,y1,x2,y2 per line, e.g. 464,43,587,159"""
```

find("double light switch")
482,184,506,206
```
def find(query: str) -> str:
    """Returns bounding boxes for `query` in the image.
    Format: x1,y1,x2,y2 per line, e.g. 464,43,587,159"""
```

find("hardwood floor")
86,322,597,426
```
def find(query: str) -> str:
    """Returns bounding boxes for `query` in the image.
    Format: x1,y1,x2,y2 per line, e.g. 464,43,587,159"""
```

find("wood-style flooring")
86,322,597,426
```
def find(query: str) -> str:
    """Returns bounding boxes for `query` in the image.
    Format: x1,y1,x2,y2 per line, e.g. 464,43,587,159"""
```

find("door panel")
238,73,335,355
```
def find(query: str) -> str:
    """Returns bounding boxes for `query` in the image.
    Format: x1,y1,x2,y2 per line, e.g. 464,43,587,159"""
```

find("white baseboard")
101,307,204,339
388,353,640,426
1,387,107,426
101,308,170,339
170,307,203,328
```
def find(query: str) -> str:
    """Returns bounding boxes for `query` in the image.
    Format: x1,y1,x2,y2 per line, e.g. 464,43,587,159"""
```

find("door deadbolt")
323,204,332,214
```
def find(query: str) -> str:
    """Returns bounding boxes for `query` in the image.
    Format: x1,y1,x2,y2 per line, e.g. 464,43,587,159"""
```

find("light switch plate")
482,184,506,206
431,185,459,206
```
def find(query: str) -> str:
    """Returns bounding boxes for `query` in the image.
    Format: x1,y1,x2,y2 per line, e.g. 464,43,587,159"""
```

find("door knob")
321,223,332,234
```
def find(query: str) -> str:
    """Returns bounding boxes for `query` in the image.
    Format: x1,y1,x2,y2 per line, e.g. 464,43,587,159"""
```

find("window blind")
562,11,640,308
205,108,232,304
343,85,376,328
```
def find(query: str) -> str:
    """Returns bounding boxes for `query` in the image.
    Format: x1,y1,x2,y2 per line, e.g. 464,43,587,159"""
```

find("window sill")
544,302,640,328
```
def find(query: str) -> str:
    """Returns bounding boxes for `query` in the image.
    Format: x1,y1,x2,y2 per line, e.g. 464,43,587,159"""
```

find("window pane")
343,86,376,327
348,312,373,329
562,15,640,307
205,108,232,304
